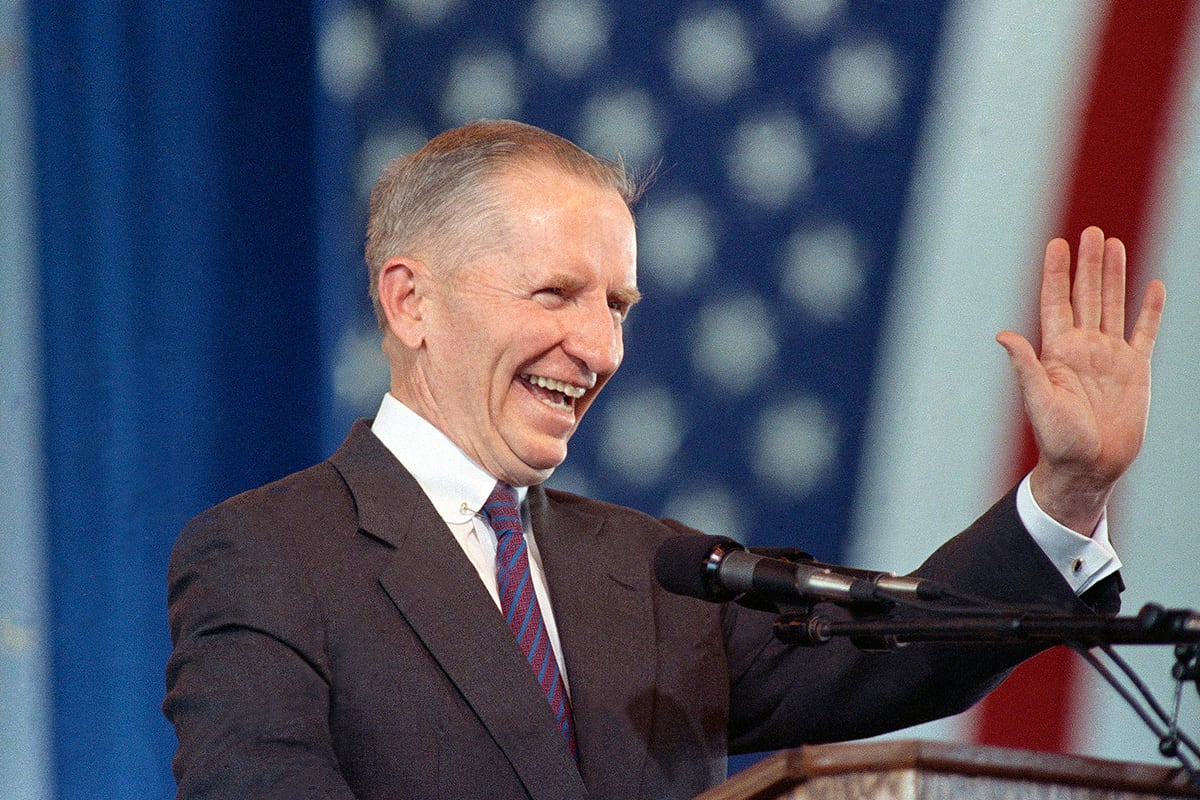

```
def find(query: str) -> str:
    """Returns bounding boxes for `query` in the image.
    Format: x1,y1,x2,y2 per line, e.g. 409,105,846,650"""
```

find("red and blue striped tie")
485,481,578,760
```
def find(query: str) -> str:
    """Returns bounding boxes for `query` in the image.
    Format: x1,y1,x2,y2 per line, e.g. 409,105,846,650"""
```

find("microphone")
653,534,947,607
746,546,946,602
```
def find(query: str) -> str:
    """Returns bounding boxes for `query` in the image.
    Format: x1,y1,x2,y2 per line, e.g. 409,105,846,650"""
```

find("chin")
497,429,572,482
525,454,568,476
518,447,569,477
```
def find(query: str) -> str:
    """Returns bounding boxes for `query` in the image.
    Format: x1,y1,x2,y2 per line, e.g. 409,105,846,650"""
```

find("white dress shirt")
371,393,571,692
1016,473,1120,594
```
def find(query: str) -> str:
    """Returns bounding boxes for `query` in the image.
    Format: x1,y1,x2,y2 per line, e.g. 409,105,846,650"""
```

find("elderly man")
164,120,1165,799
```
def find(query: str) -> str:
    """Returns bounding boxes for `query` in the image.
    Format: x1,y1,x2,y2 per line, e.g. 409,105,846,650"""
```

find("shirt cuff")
1015,473,1122,595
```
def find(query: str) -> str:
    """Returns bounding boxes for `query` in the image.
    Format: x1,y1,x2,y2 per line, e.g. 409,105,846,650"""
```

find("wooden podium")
695,740,1200,800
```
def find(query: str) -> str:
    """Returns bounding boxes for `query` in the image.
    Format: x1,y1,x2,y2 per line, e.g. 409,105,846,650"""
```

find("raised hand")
995,226,1166,535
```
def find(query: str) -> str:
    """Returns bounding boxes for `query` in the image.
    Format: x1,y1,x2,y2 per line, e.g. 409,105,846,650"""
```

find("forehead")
492,165,635,253
492,162,630,217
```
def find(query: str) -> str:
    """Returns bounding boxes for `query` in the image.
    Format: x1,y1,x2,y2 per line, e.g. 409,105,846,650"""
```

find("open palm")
996,227,1165,534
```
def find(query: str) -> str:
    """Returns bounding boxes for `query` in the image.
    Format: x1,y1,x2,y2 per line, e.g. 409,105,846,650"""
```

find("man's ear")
378,256,428,350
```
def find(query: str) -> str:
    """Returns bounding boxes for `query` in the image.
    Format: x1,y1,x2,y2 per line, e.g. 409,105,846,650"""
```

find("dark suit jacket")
164,421,1118,799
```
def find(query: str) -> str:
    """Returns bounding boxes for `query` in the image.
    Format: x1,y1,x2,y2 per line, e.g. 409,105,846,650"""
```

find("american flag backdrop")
1,0,1198,797
314,0,1200,766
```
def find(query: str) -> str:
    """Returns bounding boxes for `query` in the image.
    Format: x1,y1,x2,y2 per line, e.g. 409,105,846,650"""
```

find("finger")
1100,236,1126,337
1129,278,1166,357
996,329,1050,407
1040,237,1074,341
1072,226,1105,329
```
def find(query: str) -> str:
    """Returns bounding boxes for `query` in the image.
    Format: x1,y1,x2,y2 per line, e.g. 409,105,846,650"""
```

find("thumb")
995,330,1048,404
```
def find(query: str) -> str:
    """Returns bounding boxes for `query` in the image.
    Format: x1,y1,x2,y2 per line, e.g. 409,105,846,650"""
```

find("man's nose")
564,299,622,376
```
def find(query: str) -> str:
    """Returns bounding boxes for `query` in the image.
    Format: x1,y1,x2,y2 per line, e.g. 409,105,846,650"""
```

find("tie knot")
484,481,523,539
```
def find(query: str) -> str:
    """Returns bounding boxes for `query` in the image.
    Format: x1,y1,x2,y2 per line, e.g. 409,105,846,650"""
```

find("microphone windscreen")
653,534,737,600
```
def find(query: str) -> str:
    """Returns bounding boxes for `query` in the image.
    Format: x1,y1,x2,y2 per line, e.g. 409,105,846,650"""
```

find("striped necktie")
484,481,578,760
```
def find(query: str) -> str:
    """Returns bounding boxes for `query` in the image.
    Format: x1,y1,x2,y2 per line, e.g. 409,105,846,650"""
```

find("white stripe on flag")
847,0,1101,745
853,0,1200,761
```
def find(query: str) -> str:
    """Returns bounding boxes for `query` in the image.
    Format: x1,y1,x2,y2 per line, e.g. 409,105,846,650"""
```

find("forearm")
727,488,1113,752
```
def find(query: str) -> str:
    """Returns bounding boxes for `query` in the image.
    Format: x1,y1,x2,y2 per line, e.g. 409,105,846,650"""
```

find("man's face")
406,165,639,486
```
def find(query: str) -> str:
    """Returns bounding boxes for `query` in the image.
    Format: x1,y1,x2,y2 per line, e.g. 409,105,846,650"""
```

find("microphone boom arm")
775,603,1200,648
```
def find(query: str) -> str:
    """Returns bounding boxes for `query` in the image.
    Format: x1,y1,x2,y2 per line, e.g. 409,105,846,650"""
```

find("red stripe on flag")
975,0,1196,753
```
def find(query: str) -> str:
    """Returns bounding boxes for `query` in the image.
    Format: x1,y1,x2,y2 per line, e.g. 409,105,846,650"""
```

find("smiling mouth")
521,374,587,411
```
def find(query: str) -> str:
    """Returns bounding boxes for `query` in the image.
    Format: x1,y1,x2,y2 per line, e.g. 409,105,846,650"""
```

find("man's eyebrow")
539,272,641,306
611,287,643,306
541,272,588,292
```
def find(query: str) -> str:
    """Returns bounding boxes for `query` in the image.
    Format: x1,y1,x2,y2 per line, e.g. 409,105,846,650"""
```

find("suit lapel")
529,487,657,800
329,423,586,800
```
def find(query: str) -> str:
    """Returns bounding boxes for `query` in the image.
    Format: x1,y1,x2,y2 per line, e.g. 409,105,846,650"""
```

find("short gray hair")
364,119,647,329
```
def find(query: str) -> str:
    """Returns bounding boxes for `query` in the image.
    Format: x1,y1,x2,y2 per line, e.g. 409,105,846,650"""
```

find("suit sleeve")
163,504,358,800
722,485,1121,753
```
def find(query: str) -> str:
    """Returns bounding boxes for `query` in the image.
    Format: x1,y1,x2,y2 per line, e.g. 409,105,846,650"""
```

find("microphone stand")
773,602,1200,649
1177,643,1200,700
772,602,1200,785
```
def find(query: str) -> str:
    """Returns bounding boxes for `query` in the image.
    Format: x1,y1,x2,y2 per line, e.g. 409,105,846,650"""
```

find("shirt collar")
370,393,528,524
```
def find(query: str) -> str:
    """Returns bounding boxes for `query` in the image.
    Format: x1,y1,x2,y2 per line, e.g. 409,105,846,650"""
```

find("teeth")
525,374,586,398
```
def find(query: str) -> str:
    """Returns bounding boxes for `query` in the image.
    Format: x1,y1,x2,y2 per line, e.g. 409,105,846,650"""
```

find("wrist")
1029,461,1112,536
